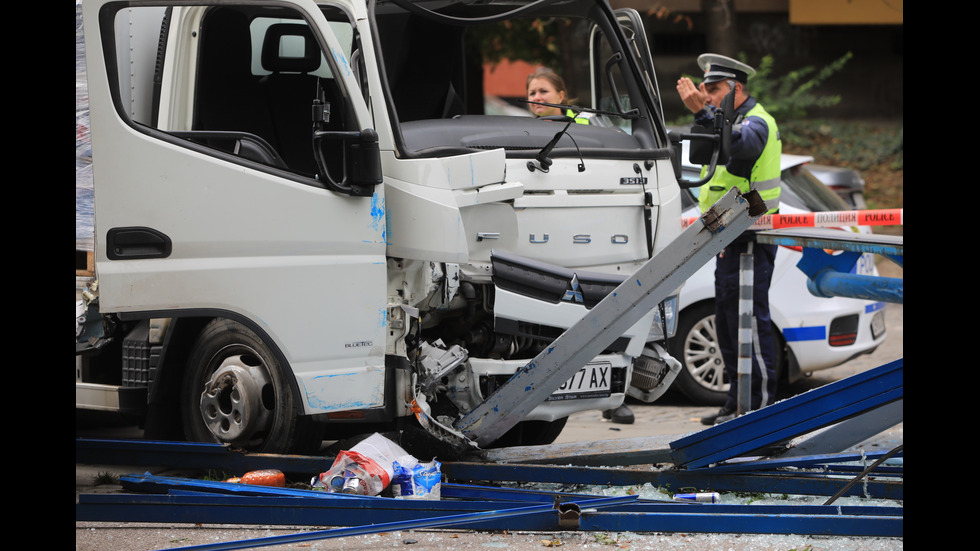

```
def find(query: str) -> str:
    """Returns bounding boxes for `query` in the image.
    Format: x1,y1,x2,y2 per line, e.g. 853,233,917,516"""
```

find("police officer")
676,54,781,425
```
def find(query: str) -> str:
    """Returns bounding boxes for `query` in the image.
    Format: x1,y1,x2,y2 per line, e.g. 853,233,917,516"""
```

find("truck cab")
77,0,685,453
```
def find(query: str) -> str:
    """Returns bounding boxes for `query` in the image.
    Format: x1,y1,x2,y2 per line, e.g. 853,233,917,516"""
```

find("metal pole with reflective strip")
737,242,753,416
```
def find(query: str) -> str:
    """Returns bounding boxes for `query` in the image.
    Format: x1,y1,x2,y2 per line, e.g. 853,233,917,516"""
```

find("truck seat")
195,9,274,144
258,23,323,176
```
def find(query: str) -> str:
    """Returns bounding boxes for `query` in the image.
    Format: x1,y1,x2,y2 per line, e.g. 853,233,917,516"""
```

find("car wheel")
669,301,728,406
670,302,788,406
180,319,324,454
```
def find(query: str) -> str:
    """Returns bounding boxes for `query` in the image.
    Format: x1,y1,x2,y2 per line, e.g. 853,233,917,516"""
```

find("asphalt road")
76,264,903,551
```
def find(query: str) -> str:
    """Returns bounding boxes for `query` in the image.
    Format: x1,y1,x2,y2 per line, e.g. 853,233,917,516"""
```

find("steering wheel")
171,131,286,169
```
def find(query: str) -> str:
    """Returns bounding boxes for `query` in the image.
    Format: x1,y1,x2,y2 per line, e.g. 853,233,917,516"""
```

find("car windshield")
680,163,850,214
779,164,850,212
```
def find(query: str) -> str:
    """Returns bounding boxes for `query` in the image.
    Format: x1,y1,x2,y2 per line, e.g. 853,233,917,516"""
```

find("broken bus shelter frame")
76,197,904,542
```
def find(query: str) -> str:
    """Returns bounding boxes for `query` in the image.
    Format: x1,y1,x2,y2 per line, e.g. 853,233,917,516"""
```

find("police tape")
682,208,903,229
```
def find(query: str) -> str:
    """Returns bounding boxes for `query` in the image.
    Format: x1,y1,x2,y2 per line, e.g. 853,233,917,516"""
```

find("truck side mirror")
669,83,736,189
717,83,735,162
313,128,383,197
668,131,683,181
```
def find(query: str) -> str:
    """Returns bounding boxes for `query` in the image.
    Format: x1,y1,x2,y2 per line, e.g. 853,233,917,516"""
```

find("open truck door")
83,1,387,452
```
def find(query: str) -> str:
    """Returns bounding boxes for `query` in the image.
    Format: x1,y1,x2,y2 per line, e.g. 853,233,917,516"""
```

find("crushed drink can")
673,492,721,503
341,476,363,494
327,475,345,491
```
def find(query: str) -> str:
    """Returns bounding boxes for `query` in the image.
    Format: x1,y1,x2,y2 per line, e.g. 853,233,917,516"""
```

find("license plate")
547,362,612,401
871,310,886,339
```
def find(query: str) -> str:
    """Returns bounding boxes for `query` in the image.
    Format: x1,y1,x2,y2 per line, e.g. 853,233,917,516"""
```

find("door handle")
106,227,172,260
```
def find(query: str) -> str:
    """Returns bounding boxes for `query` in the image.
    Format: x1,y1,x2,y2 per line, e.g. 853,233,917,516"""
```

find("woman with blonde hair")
526,67,593,124
525,67,569,118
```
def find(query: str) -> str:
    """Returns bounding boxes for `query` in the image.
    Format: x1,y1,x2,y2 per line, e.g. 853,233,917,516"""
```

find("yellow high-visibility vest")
699,103,781,214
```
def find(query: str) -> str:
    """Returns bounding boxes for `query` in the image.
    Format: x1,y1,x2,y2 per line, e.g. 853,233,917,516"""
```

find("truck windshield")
370,0,663,157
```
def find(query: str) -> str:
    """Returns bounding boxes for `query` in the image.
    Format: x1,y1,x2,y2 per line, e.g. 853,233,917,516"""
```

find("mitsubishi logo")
562,274,584,303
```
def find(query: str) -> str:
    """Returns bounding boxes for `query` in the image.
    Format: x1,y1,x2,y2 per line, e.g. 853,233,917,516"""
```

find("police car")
669,154,888,406
806,163,867,209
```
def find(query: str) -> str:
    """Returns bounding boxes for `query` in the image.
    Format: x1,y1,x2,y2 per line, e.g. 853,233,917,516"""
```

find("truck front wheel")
180,319,323,454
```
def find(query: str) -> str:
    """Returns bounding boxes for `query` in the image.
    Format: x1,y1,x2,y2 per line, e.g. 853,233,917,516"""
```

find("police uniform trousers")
714,238,778,412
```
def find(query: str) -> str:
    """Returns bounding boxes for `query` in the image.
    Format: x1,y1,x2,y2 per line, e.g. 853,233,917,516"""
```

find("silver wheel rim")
199,350,274,445
683,314,729,394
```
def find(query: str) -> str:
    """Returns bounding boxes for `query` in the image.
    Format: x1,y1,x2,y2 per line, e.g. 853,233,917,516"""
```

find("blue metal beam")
77,465,902,539
756,228,903,304
778,400,904,458
163,500,572,551
75,438,902,499
76,429,903,501
669,359,903,468
75,438,332,473
806,263,903,303
442,482,622,503
440,462,903,500
756,228,903,258
474,434,678,466
80,490,903,519
695,450,903,474
76,491,637,531
76,491,902,538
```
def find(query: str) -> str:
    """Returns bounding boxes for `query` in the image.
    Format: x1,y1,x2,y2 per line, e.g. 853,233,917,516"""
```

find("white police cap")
697,53,756,84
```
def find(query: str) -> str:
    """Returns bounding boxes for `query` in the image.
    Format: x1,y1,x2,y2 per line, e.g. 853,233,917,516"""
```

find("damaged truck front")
76,0,686,454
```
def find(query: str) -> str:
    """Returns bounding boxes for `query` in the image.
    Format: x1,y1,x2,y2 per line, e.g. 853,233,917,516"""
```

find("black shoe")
714,411,738,424
603,405,635,424
700,407,735,426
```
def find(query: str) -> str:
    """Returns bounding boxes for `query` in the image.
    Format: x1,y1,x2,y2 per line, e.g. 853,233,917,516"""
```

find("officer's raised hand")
676,77,709,114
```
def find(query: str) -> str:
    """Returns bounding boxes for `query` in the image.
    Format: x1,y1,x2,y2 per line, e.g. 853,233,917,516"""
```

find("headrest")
261,23,321,74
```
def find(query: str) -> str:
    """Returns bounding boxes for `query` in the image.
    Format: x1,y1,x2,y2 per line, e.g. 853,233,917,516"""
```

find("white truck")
76,0,708,454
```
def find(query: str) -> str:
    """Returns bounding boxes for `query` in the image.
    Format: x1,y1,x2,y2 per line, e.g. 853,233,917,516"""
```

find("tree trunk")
702,0,737,56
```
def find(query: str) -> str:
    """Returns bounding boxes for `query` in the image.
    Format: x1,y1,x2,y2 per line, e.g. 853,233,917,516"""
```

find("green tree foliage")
747,52,853,121
473,18,572,73
671,52,853,125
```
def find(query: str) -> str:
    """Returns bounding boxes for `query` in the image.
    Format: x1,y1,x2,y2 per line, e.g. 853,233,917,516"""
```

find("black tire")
669,301,728,406
180,319,323,454
670,301,787,406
